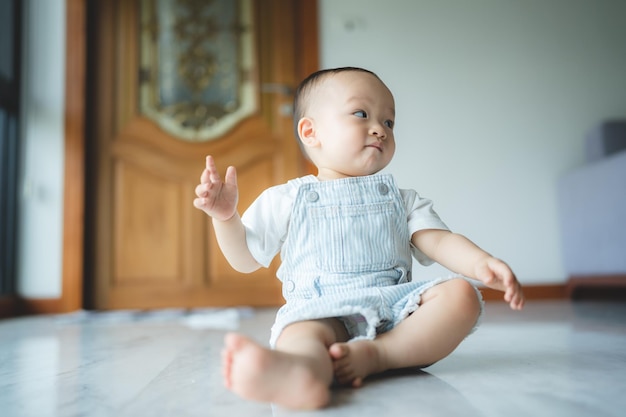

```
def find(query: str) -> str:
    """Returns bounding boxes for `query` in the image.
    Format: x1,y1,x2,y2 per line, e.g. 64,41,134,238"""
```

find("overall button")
306,191,319,202
377,183,389,195
285,280,296,293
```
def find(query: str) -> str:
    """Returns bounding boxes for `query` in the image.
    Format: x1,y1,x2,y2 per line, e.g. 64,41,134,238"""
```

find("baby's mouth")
366,144,383,152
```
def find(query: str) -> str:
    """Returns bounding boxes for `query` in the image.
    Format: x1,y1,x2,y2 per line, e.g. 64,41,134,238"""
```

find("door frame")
60,0,87,313
57,0,319,312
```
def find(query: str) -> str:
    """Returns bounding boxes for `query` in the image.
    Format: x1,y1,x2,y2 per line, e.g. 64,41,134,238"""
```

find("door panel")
88,0,317,309
113,160,183,283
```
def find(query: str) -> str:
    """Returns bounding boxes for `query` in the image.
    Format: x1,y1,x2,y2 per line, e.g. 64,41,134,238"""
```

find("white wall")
17,0,66,298
320,0,626,284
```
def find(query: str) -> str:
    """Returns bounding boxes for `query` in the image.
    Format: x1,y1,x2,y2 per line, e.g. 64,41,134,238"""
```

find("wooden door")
88,0,318,310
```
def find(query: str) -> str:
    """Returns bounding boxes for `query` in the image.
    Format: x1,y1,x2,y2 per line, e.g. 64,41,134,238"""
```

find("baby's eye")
353,110,367,118
384,120,394,128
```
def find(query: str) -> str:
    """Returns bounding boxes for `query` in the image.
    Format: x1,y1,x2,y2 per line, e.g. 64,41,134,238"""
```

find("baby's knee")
442,278,482,316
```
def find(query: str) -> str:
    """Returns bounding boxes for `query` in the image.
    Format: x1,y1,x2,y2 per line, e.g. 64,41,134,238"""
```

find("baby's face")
306,71,396,180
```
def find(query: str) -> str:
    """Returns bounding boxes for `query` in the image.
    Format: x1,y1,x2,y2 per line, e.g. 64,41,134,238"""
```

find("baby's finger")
507,287,524,310
224,165,238,186
511,293,524,310
195,183,209,198
504,279,519,299
193,197,206,209
200,156,214,184
206,155,222,183
206,155,215,170
200,168,210,184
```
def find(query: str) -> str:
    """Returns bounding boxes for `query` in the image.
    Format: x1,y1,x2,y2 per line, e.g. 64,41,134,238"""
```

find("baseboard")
567,274,626,300
0,296,19,318
20,298,66,314
3,281,620,319
480,284,567,302
481,278,626,302
0,296,65,318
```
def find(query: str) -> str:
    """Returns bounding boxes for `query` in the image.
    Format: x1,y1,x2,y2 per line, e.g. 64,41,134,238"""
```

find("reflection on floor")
1,300,625,417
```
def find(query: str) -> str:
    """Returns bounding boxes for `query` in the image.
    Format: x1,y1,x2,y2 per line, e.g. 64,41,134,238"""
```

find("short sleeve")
400,189,450,266
241,181,299,268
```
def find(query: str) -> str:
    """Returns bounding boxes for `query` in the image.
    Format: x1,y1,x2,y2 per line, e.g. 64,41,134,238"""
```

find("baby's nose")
370,124,386,140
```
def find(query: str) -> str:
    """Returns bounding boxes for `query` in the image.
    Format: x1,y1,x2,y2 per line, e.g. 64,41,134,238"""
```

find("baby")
194,67,525,410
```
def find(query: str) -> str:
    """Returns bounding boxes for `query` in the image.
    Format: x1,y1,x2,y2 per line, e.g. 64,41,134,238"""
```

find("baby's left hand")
475,257,525,310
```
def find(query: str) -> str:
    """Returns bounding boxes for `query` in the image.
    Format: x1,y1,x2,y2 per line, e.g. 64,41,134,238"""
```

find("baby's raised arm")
194,156,261,273
412,229,525,310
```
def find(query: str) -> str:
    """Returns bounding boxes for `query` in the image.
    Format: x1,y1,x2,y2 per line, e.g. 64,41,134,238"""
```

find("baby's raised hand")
193,156,239,221
475,257,525,310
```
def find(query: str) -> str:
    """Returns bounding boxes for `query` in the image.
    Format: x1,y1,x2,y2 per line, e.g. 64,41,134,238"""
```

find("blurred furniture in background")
558,120,626,299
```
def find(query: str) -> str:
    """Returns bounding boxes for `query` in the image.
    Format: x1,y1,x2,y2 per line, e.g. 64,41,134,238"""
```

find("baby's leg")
330,278,481,386
222,318,348,410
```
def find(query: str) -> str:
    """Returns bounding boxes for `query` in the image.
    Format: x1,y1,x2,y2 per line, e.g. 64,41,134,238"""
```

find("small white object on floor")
181,308,244,330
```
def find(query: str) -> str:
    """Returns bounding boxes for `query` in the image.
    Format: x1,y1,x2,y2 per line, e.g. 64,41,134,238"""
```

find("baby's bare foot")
329,340,384,387
221,333,331,410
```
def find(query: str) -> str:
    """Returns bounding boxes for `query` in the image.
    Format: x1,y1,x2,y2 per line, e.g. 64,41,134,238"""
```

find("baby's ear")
298,117,319,148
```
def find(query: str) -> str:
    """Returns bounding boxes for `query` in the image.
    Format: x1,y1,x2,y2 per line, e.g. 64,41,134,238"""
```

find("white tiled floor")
1,301,625,417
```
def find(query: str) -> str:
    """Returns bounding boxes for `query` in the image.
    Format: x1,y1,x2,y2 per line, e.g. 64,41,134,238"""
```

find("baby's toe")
329,343,350,360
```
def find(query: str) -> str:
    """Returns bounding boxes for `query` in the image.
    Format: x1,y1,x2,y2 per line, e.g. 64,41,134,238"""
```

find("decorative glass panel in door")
139,0,257,141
